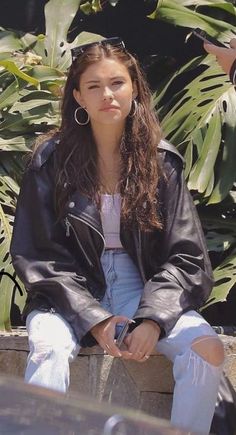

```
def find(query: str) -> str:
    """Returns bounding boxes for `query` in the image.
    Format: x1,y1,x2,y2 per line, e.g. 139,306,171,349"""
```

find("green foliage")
80,0,102,14
154,55,236,204
80,0,119,14
151,0,236,308
150,0,235,35
201,212,236,308
0,0,236,327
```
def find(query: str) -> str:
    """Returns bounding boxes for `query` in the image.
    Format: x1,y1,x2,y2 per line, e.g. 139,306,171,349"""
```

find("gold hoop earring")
74,107,90,125
129,99,138,118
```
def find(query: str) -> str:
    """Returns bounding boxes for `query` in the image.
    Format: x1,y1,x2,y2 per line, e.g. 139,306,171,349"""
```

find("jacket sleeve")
134,155,214,337
10,158,111,345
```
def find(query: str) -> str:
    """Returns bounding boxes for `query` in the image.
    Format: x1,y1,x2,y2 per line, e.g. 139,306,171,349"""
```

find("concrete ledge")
0,329,236,420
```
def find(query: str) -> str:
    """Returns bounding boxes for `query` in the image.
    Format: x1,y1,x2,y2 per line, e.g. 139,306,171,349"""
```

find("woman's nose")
103,86,113,100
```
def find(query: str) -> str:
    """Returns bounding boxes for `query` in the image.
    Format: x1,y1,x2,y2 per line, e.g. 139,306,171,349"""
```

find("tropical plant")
149,0,236,310
0,0,103,331
1,0,236,330
80,0,119,14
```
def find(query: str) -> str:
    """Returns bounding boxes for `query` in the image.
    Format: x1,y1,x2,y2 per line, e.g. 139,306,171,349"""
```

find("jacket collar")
66,191,103,234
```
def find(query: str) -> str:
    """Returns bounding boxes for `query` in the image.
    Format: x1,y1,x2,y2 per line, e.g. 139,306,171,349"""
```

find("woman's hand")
123,319,161,362
204,38,236,75
90,315,132,358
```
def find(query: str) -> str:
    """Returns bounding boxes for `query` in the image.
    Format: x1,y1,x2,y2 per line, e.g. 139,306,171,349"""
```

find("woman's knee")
191,335,224,366
27,311,78,362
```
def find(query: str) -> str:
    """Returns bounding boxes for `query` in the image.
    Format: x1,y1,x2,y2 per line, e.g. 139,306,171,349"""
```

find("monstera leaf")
155,54,236,204
150,0,235,39
203,249,236,309
151,0,236,309
151,0,236,204
36,0,81,69
154,54,236,306
199,207,236,307
0,151,27,330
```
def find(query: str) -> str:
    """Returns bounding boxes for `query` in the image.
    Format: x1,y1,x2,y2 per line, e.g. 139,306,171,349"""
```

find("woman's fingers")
100,315,133,357
138,355,150,363
123,334,151,361
123,321,159,361
91,315,136,358
102,340,122,357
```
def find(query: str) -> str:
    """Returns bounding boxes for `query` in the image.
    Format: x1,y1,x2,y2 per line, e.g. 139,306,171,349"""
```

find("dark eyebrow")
110,76,126,80
85,76,126,84
85,80,100,84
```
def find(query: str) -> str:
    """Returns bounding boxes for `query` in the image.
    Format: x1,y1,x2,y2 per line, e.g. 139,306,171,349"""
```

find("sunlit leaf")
178,0,235,16
0,79,20,109
156,55,236,203
92,0,102,13
0,60,39,87
28,65,65,82
80,2,92,15
0,30,23,52
188,109,221,193
43,0,81,69
0,135,32,152
0,210,26,330
150,0,235,41
203,250,236,309
70,31,105,49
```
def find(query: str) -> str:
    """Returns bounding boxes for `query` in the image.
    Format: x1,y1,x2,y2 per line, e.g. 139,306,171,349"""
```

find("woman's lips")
99,106,119,111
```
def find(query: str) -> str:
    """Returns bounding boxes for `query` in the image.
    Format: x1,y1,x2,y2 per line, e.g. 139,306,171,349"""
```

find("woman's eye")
88,85,99,89
112,81,123,85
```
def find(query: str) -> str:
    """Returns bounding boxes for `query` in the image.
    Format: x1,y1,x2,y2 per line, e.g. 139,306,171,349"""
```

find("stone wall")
0,329,236,420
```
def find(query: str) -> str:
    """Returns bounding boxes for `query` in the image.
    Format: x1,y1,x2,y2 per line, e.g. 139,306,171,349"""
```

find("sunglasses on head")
71,37,125,62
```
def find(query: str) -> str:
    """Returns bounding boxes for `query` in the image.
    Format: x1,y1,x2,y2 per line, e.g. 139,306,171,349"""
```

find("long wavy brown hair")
55,42,163,231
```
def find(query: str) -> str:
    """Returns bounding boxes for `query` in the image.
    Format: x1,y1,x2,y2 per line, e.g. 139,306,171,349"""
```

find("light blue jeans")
25,250,223,433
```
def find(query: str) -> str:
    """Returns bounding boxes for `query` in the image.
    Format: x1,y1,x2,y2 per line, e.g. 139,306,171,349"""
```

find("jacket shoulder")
30,136,60,171
158,139,185,176
158,139,185,165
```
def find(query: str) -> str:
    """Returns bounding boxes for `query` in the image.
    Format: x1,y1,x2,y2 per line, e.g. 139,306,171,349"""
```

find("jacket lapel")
66,191,103,235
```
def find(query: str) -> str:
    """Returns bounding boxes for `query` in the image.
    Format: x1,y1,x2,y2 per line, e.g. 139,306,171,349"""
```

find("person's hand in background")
204,38,236,83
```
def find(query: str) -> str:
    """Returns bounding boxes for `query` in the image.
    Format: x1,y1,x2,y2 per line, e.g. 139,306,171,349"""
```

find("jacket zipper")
65,214,106,265
65,216,94,268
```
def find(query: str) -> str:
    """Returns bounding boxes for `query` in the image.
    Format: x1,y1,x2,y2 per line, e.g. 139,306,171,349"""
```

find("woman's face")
73,57,137,128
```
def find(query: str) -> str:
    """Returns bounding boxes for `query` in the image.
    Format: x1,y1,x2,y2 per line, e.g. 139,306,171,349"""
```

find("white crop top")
100,194,123,249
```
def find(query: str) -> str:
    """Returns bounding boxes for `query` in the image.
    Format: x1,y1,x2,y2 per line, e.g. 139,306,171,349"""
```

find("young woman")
10,38,224,433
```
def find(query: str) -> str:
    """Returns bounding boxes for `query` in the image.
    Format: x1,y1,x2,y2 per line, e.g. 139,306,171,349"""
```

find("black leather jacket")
10,138,213,347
